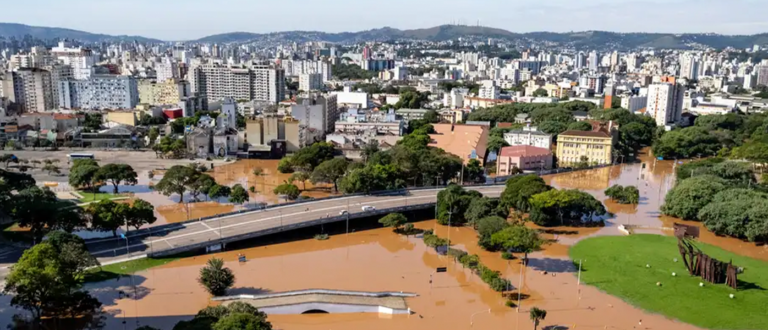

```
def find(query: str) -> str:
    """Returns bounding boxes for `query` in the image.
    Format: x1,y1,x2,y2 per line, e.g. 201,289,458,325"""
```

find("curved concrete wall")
257,302,408,315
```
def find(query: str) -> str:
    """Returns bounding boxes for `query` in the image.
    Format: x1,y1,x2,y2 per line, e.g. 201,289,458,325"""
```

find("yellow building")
105,111,138,126
138,79,188,105
284,116,301,152
246,114,301,152
246,117,265,146
556,130,614,166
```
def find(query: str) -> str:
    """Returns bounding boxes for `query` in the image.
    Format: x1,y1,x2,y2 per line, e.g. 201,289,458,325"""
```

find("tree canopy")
273,183,301,200
310,158,349,193
604,185,640,204
500,175,552,213
436,184,483,226
528,189,607,226
662,175,727,220
229,184,249,205
198,258,235,297
379,213,408,230
3,232,101,323
278,142,336,173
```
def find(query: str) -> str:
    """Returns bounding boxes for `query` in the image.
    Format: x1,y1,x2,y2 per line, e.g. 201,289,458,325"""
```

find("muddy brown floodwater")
210,159,337,205
49,221,701,330
155,202,236,224
149,159,338,224
3,152,767,329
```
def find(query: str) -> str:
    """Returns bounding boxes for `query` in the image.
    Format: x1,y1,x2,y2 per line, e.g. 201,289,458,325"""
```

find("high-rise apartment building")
756,65,768,87
4,68,55,112
51,41,98,80
156,57,178,82
296,94,338,133
137,79,191,105
190,63,285,104
299,73,323,91
626,53,643,71
610,51,619,68
680,54,700,80
647,78,685,126
45,64,73,109
59,75,139,110
576,52,587,70
587,51,599,71
478,80,500,99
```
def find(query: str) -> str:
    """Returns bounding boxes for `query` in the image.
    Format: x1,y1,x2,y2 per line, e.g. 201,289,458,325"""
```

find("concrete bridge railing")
148,203,436,258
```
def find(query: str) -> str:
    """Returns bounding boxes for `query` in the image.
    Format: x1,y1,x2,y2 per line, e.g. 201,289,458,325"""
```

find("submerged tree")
198,258,235,297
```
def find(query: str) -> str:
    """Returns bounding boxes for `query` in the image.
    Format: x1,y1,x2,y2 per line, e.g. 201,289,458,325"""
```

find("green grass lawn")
77,191,123,204
570,235,768,330
84,256,179,283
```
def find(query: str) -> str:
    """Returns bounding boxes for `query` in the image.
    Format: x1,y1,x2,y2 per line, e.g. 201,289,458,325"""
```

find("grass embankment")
84,256,179,283
570,235,768,330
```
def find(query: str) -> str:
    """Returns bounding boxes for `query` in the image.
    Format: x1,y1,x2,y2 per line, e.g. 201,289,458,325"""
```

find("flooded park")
3,152,768,330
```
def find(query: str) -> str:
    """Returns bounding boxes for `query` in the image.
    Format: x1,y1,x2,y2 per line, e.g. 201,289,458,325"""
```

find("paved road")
85,185,507,263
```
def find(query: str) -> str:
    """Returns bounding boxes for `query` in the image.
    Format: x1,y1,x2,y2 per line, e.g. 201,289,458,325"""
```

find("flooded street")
209,159,337,205
113,159,338,225
0,224,701,330
4,152,767,329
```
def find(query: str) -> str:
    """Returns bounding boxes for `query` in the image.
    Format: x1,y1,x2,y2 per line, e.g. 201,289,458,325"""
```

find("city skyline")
1,0,767,41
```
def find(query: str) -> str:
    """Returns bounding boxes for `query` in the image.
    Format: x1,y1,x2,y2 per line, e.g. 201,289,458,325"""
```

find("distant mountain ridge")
0,23,162,43
192,26,768,50
3,22,768,50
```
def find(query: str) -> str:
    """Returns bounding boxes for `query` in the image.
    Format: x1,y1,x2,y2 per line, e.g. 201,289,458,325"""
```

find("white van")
361,205,376,212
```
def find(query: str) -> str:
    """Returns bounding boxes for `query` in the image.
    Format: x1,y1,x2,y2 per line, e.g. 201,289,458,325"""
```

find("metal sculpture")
674,223,739,289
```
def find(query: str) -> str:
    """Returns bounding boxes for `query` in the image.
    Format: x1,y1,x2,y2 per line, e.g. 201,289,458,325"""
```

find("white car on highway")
361,205,376,212
339,210,348,215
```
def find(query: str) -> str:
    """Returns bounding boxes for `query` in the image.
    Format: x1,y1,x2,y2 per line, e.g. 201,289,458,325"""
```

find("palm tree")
529,307,547,330
198,258,235,296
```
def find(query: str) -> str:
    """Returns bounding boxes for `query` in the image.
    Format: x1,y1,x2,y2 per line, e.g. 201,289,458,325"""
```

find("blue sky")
2,0,767,40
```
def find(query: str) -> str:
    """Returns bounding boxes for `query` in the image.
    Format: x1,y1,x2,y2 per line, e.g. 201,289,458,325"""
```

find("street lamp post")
346,198,350,235
469,308,491,328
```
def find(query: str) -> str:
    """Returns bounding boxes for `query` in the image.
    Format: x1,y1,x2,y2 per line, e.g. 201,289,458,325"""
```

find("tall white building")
621,95,648,113
680,54,700,80
610,51,619,68
587,51,599,71
51,41,98,80
478,80,500,99
576,52,587,70
626,53,642,71
744,74,757,90
647,80,685,126
290,102,325,134
756,65,768,87
155,57,178,83
58,75,139,110
45,64,73,109
299,73,323,91
4,68,54,112
190,63,285,104
219,98,237,130
444,88,468,109
393,66,408,80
